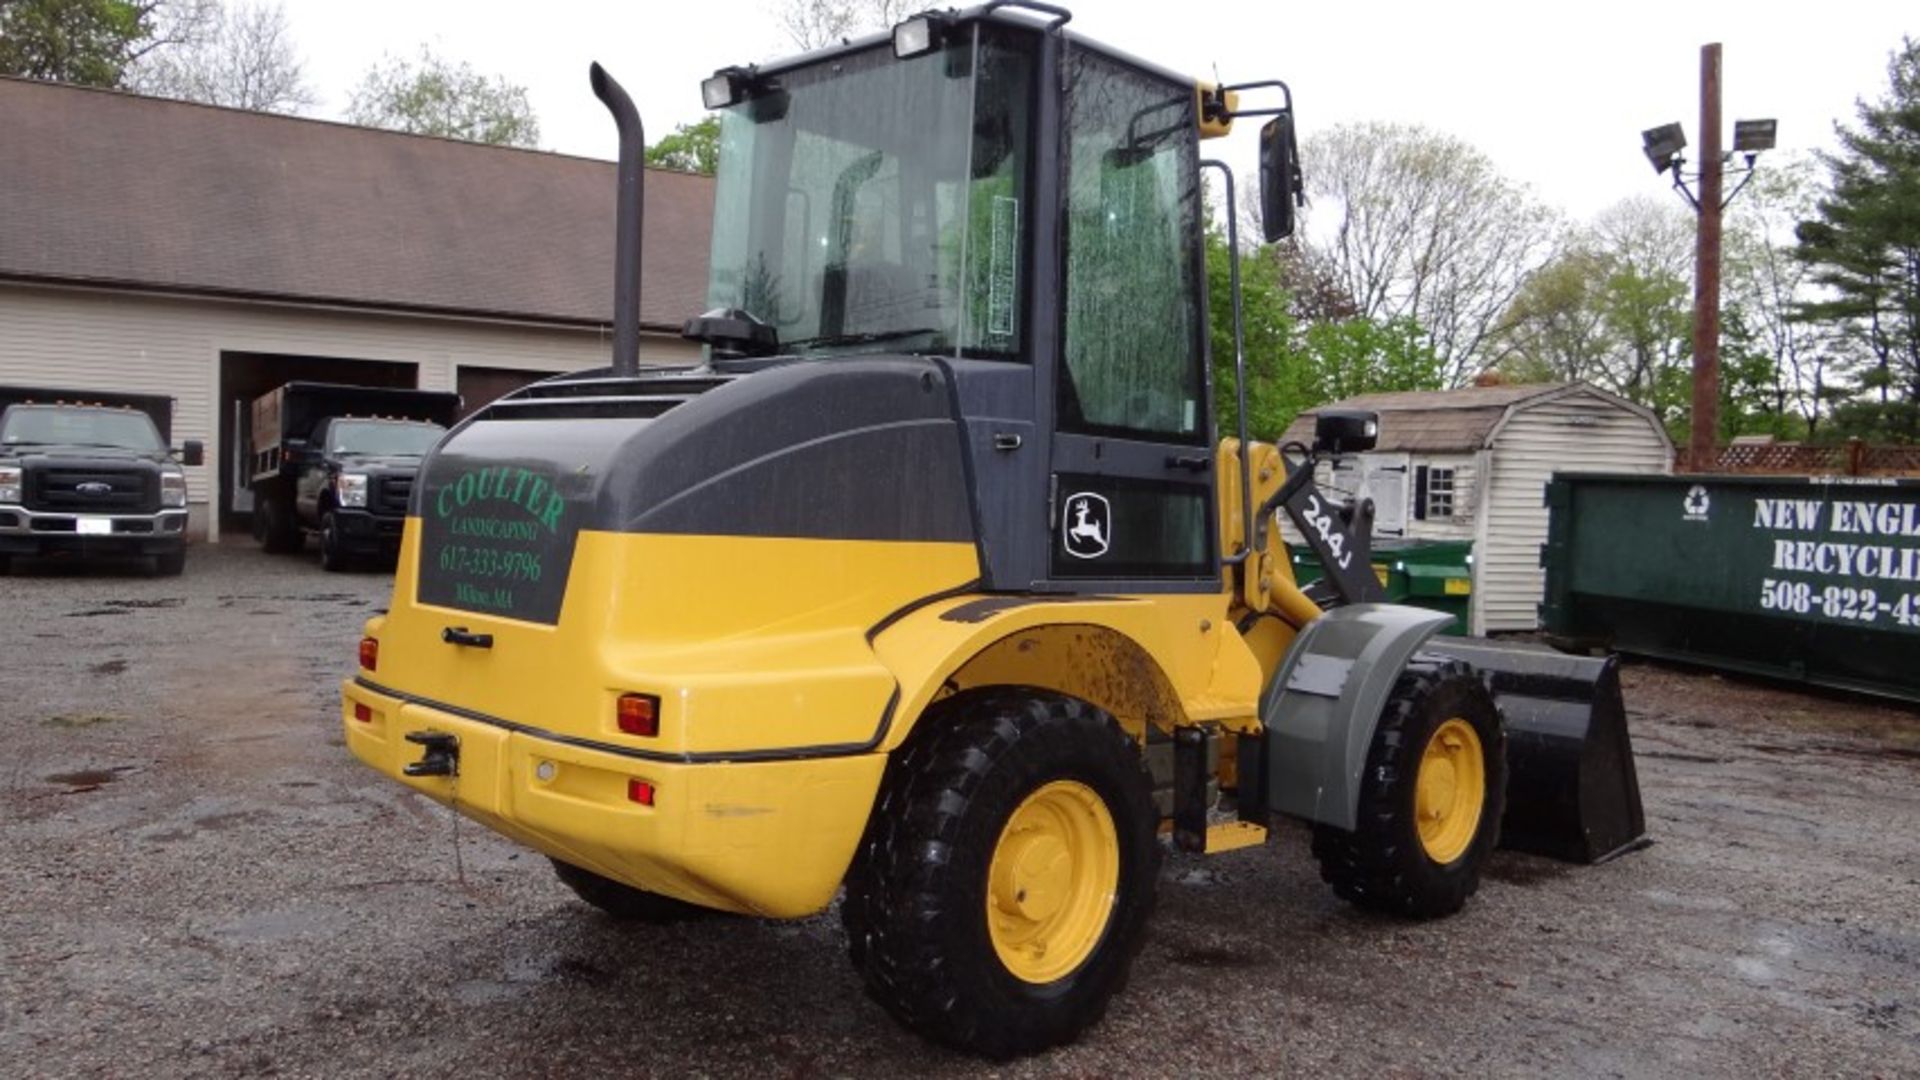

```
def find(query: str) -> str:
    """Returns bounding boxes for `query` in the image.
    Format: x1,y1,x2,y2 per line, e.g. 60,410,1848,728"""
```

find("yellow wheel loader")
342,2,1644,1058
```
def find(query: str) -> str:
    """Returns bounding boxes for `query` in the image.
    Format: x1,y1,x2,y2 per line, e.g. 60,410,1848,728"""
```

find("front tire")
549,858,711,923
841,690,1160,1059
318,511,351,572
1311,656,1507,918
152,549,186,576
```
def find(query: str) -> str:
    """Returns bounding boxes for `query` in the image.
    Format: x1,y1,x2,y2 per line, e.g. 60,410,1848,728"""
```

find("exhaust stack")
590,62,645,377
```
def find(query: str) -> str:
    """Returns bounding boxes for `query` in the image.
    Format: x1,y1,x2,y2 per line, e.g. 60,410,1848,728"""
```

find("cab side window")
1058,54,1206,443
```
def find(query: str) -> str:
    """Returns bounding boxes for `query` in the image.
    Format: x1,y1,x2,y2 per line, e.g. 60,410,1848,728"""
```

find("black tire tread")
550,858,711,923
1310,656,1507,918
841,689,1159,1059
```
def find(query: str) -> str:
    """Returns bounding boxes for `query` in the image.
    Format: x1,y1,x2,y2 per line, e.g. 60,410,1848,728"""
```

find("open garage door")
217,352,417,533
455,365,555,419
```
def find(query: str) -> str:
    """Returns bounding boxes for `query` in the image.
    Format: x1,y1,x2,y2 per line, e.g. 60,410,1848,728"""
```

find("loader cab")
698,11,1216,592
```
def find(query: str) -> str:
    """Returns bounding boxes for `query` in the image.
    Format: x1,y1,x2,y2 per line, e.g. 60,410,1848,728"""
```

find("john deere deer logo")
1062,492,1111,559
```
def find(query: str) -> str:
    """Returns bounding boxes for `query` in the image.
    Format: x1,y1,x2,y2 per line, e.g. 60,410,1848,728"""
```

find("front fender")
1261,604,1454,831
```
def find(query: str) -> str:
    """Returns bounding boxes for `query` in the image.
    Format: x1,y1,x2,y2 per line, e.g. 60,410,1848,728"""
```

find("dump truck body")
246,381,458,566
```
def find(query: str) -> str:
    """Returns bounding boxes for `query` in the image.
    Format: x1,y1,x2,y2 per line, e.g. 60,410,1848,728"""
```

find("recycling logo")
1682,485,1711,521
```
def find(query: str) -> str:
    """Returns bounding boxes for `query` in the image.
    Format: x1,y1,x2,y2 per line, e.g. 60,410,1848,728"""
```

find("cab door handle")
1166,454,1211,473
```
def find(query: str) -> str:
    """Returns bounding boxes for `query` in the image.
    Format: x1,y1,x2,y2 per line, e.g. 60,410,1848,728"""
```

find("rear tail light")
616,693,659,737
352,703,373,723
627,779,655,806
359,637,378,671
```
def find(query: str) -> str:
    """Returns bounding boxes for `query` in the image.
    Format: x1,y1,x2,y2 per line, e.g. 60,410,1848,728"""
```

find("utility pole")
1689,43,1724,472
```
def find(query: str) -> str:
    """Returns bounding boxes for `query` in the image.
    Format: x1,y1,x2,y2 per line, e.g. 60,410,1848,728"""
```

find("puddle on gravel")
44,714,122,729
89,659,128,675
43,766,134,788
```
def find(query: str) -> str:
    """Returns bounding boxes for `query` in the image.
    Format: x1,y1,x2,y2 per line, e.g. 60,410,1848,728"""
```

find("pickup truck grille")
373,474,413,515
25,467,157,513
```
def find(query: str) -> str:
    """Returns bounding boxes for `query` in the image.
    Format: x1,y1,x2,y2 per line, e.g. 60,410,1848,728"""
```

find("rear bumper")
0,505,188,556
341,678,885,918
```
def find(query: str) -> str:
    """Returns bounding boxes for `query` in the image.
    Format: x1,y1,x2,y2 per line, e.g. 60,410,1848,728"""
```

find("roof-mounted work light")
1641,123,1686,174
893,14,951,58
701,66,755,110
1732,118,1777,154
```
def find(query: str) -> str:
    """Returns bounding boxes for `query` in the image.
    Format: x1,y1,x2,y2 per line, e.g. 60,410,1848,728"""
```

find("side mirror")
1313,409,1378,455
180,439,205,467
1259,113,1303,242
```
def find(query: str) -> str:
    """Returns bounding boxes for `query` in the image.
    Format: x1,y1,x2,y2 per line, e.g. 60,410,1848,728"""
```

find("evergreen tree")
1794,38,1920,442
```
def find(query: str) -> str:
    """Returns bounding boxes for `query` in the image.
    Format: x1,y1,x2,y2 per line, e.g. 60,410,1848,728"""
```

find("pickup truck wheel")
1310,657,1507,918
0,554,11,575
841,690,1159,1059
549,858,712,923
318,512,351,572
256,496,302,554
151,550,186,576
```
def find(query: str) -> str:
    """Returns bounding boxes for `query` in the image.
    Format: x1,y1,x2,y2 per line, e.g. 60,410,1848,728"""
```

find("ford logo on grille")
76,481,114,496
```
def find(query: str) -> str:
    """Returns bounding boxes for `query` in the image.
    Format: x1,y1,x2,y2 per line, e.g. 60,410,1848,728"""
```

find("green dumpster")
1289,537,1474,632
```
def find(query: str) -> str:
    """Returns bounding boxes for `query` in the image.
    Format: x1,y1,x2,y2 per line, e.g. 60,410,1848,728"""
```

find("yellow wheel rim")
986,780,1120,984
1416,718,1486,865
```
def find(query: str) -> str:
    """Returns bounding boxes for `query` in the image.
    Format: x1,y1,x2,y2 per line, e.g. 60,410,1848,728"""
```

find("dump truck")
0,385,203,575
247,382,459,570
343,3,1644,1057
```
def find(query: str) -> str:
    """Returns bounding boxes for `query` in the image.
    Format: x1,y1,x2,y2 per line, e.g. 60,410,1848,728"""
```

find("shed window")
1425,467,1455,518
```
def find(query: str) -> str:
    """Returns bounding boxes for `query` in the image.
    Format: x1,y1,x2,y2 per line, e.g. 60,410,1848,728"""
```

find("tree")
0,0,210,87
646,116,720,174
1206,230,1442,441
126,0,311,113
346,47,539,148
1298,122,1558,387
1489,196,1696,428
1793,37,1920,443
773,0,913,52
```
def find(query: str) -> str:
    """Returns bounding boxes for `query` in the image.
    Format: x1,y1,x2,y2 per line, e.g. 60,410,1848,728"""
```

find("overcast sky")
280,0,1911,220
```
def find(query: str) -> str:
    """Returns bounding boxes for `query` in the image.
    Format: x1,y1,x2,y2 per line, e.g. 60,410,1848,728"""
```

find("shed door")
1330,453,1409,538
1364,454,1410,537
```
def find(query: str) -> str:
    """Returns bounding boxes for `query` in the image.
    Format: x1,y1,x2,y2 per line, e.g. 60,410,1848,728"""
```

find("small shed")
1282,382,1674,634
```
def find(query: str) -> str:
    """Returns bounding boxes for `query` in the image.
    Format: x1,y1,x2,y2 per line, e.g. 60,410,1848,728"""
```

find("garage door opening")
217,351,418,533
455,365,556,419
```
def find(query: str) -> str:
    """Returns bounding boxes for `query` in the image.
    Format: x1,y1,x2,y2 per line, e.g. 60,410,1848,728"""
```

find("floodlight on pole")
1641,123,1687,175
1732,118,1777,155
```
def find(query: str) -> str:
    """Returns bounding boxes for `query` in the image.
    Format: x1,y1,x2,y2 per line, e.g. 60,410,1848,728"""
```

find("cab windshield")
0,406,164,451
705,25,1032,359
330,421,444,456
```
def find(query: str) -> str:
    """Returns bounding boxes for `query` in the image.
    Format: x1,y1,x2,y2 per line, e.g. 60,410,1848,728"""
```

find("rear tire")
841,689,1160,1059
549,858,711,923
1311,656,1506,918
255,495,302,554
152,549,186,576
318,512,351,572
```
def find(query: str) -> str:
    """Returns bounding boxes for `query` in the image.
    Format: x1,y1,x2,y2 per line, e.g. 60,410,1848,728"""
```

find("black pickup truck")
247,382,460,570
0,386,204,575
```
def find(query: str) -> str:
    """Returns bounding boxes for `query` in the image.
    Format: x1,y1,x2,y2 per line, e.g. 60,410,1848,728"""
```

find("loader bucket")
1424,637,1647,864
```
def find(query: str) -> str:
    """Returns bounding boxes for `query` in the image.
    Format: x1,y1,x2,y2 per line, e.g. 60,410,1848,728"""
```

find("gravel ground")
2,542,1917,1078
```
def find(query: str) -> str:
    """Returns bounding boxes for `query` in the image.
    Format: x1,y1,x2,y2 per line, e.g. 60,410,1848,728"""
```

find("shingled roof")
1281,382,1634,453
0,76,713,330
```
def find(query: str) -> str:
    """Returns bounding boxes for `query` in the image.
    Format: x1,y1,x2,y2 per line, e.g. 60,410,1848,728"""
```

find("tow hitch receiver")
403,730,460,778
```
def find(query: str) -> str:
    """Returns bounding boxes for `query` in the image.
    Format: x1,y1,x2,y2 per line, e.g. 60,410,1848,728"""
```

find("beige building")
1284,382,1675,634
0,76,713,540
